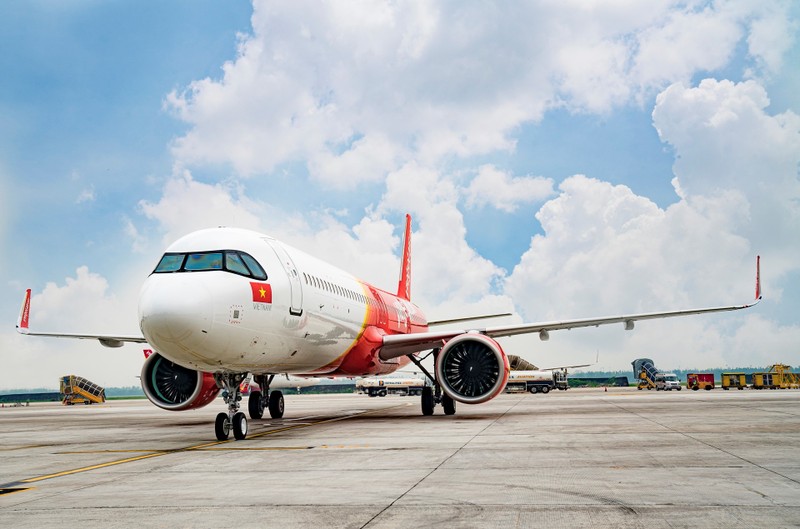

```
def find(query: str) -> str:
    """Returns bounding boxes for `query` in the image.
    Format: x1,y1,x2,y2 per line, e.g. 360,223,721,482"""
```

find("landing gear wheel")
442,394,456,415
540,386,550,394
421,387,434,416
248,391,265,419
269,390,284,419
215,412,230,441
232,411,248,440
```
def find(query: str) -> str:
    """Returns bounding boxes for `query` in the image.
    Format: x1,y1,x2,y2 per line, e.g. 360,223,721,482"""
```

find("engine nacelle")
141,352,220,411
436,333,510,404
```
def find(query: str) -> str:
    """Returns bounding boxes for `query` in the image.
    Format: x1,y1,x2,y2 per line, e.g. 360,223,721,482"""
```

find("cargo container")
752,372,778,389
687,373,715,391
721,372,746,390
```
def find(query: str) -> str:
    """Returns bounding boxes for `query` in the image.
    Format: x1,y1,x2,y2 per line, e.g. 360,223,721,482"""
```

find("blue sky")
1,1,798,389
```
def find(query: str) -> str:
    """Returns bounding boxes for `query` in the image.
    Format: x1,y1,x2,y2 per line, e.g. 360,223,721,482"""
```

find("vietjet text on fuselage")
16,215,761,441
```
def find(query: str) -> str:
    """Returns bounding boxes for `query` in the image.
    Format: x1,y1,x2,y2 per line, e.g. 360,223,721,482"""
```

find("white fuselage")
137,228,418,375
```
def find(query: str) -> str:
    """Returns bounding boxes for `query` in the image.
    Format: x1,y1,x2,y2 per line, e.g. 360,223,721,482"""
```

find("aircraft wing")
380,257,762,361
16,289,147,348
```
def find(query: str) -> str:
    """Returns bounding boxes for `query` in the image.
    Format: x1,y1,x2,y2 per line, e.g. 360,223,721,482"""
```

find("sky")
1,0,798,390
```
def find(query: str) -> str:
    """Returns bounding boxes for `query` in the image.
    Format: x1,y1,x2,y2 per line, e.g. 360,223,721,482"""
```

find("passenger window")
185,253,223,271
225,252,250,276
155,254,184,272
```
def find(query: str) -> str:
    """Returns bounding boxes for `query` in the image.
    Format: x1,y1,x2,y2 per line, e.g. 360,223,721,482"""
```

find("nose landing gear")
214,372,248,441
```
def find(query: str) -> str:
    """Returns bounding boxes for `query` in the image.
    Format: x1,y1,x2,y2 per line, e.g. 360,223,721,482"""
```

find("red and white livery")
17,215,762,440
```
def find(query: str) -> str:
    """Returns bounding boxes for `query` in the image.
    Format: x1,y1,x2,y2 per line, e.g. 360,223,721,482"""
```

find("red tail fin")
17,289,31,332
397,214,412,301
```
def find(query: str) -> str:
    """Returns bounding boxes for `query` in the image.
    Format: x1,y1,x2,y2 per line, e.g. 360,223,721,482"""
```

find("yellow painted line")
21,452,166,483
194,446,311,451
0,445,46,452
16,403,406,486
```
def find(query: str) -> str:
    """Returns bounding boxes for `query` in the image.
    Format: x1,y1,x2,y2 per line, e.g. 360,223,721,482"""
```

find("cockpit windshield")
153,250,267,280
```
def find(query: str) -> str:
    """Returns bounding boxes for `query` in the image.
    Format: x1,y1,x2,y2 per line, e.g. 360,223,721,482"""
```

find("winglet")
17,289,31,333
396,214,412,301
755,255,761,300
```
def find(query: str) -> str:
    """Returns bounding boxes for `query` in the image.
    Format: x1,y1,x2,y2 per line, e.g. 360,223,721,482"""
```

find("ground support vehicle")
655,372,682,391
60,375,105,405
687,373,715,391
752,372,779,389
633,358,657,390
721,372,747,390
752,365,800,389
356,377,425,397
505,370,566,394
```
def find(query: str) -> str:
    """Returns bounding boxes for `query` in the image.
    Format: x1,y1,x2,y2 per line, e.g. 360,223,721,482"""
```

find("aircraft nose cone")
138,275,213,353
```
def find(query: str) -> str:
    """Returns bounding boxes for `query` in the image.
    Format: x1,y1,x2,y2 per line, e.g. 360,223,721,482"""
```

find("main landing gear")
214,372,248,441
247,374,284,421
410,348,456,417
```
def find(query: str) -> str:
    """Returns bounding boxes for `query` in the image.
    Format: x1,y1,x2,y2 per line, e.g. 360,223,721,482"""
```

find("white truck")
505,370,568,394
356,377,426,397
655,372,682,391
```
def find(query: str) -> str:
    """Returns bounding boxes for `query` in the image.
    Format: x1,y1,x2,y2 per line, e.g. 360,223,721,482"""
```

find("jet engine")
141,352,220,411
435,333,510,404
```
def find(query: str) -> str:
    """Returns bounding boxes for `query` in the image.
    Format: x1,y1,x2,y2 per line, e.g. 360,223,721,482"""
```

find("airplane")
16,215,762,441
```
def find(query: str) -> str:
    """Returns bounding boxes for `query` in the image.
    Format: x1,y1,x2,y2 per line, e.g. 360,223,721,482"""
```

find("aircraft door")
264,239,303,316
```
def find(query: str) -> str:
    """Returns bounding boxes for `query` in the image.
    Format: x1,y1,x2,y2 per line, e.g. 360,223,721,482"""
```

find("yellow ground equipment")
633,358,658,390
60,375,106,405
687,373,715,391
752,364,799,389
721,372,746,390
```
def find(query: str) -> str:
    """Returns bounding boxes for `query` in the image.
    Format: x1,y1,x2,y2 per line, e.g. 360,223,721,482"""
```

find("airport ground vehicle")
721,372,747,389
752,364,800,389
687,373,715,391
356,377,425,397
60,375,105,405
655,373,681,391
505,370,568,394
633,358,658,390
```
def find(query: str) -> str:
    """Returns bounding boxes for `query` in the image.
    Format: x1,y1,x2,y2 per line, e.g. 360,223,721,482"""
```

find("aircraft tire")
269,390,285,419
232,412,248,440
215,412,230,441
442,394,456,415
248,391,265,419
421,387,434,416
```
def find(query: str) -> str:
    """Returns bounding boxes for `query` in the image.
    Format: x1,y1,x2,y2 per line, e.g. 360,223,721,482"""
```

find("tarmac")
1,388,799,528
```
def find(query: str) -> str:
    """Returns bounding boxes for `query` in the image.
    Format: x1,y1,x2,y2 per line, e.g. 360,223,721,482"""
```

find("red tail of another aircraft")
397,214,412,301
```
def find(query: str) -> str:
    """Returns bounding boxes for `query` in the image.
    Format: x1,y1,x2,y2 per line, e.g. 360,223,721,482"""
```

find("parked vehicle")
505,370,567,394
655,373,681,391
687,373,715,391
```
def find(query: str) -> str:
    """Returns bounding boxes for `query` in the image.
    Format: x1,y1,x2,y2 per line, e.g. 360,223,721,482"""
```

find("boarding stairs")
60,375,106,405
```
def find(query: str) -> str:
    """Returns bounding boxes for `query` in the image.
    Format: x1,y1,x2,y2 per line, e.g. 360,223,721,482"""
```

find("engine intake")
141,352,219,411
436,334,510,404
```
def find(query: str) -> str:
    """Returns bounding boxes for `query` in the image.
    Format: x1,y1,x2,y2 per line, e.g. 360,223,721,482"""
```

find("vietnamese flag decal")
250,282,273,303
